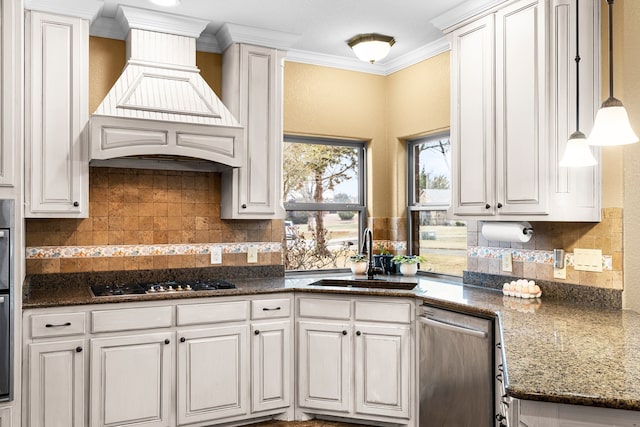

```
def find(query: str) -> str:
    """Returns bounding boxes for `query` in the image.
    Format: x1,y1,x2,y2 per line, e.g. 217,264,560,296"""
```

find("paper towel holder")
523,225,534,236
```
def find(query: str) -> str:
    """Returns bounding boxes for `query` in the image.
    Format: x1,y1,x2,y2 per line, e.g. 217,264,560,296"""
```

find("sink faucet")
361,228,384,279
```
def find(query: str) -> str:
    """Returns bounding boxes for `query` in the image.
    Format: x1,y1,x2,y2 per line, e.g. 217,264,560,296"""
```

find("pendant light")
588,0,638,146
560,0,597,167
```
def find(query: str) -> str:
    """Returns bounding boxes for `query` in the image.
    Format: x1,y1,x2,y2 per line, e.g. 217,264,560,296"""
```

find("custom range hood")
90,6,243,170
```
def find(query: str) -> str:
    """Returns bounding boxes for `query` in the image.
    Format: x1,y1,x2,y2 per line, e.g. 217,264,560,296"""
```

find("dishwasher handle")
418,316,488,339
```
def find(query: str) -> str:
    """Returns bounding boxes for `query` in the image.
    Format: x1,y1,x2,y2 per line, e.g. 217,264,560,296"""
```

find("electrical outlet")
210,246,222,264
553,265,567,279
574,248,603,272
247,246,258,263
502,252,512,272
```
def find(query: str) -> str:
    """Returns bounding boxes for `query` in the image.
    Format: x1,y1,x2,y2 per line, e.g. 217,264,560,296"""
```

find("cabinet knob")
485,203,491,209
356,331,361,336
76,346,82,353
180,337,186,343
254,330,260,335
73,201,79,207
342,330,347,335
497,202,503,208
164,339,170,345
241,204,247,209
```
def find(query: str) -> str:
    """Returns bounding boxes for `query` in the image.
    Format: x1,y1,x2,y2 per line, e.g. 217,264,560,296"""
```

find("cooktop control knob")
185,285,192,291
168,286,174,291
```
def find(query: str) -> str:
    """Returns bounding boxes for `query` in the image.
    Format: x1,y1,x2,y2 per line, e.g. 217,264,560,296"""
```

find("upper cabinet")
449,0,600,221
25,11,89,218
221,43,286,219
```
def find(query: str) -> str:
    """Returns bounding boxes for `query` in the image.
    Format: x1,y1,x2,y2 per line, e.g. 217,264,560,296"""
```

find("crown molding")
430,0,507,32
25,0,102,21
196,33,221,54
91,16,126,40
383,37,450,75
116,5,209,39
216,23,300,52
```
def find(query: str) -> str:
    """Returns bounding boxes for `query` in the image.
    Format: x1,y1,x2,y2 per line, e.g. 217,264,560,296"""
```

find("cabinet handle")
255,330,260,335
497,202,503,208
241,204,247,209
76,346,82,353
73,201,79,207
356,331,361,336
180,337,186,343
496,342,502,349
501,394,510,407
262,307,281,311
498,363,503,372
342,330,347,335
164,339,170,345
496,373,503,382
485,203,491,209
45,322,71,328
495,414,506,422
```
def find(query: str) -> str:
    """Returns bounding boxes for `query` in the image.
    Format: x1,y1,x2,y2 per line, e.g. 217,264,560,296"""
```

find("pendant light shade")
347,33,395,64
559,131,597,167
588,0,638,146
559,0,597,167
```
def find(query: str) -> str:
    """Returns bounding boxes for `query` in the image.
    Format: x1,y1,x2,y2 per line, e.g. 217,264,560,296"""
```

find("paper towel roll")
481,222,533,243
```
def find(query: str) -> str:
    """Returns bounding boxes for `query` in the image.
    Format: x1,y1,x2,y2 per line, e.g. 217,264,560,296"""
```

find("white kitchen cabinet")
176,325,249,425
90,332,172,427
449,0,600,221
0,407,11,427
221,43,285,219
251,320,292,413
297,320,351,413
25,11,88,217
27,339,85,427
354,323,411,419
296,296,415,425
517,399,640,427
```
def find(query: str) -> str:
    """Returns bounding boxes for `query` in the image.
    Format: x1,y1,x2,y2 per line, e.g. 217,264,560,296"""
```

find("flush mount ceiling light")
560,0,597,167
149,0,181,7
347,33,395,64
588,0,638,146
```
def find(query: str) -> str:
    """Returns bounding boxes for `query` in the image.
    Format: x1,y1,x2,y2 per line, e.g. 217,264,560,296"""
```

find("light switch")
210,246,222,264
502,252,512,272
247,246,258,263
573,248,603,272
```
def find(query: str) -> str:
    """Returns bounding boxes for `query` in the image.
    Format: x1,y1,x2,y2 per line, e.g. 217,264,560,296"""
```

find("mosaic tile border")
26,242,283,259
374,240,407,251
467,246,613,271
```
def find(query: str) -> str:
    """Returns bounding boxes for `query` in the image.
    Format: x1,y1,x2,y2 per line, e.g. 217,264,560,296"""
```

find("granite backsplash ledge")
463,271,622,309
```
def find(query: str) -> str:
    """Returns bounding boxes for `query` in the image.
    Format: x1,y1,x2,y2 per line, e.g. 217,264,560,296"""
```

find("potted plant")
348,253,368,274
391,254,426,276
373,243,397,274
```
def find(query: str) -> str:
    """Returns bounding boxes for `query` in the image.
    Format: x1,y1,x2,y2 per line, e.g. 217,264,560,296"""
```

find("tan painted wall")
283,62,388,217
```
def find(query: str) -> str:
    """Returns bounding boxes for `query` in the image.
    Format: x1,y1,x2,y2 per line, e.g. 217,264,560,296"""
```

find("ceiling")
25,0,502,74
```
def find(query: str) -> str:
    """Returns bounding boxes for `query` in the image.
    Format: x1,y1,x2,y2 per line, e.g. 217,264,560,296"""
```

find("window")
407,133,467,277
283,136,366,271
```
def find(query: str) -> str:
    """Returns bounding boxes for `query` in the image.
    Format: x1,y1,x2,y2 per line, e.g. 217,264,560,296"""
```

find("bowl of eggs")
502,279,541,298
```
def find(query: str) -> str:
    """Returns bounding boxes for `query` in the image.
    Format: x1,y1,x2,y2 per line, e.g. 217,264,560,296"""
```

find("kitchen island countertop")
22,271,640,413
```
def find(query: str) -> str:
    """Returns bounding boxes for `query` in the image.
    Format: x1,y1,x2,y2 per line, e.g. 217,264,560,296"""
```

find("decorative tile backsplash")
467,246,613,270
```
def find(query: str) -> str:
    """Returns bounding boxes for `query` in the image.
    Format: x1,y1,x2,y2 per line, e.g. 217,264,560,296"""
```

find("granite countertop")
21,268,640,413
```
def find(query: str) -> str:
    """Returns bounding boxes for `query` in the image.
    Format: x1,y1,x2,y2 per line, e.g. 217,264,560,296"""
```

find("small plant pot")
350,261,368,275
399,263,418,276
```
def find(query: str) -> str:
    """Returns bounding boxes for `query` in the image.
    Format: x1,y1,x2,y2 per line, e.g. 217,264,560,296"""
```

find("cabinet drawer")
251,298,291,319
177,300,248,326
31,312,86,338
91,306,173,333
355,300,412,324
298,297,351,320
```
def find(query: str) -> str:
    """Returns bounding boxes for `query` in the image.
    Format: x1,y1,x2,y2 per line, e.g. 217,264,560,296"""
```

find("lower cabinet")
176,325,249,425
27,339,85,427
251,320,291,413
516,400,640,427
90,332,172,427
0,407,11,427
296,296,415,424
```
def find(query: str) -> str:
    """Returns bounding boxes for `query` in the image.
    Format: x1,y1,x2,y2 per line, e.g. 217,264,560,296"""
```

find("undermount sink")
309,278,417,291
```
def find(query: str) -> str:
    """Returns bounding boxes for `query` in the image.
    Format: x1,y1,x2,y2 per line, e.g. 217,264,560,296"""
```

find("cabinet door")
450,15,496,216
28,339,85,427
0,407,11,427
251,320,291,413
354,324,411,419
176,325,249,425
90,332,172,427
221,43,285,219
495,0,549,215
297,321,350,413
25,12,88,217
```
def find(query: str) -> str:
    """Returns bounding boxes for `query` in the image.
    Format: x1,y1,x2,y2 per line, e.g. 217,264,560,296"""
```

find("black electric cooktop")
90,279,236,297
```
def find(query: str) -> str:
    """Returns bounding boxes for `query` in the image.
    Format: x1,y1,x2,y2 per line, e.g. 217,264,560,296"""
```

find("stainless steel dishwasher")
418,304,494,427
